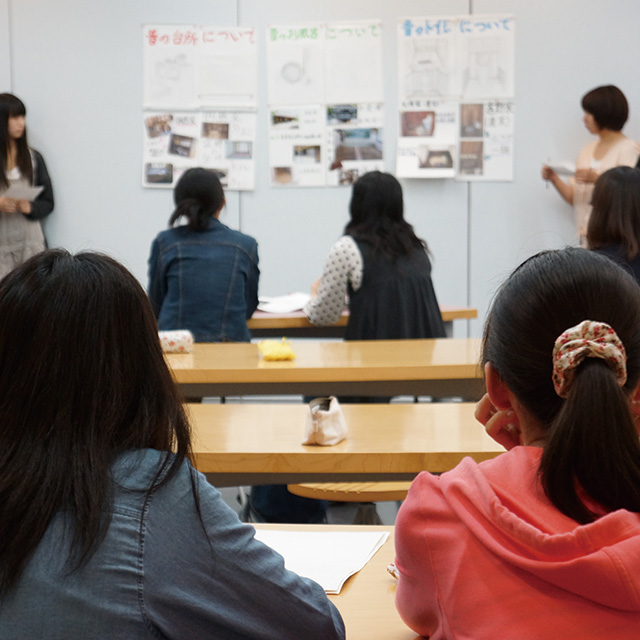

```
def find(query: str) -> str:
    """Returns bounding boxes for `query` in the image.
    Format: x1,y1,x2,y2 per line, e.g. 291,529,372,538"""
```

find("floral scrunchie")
552,320,627,398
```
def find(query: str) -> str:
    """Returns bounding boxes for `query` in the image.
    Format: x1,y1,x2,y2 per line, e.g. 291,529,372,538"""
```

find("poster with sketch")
269,105,325,187
142,25,258,190
326,103,384,186
324,22,383,103
142,110,256,190
397,14,515,181
397,18,458,102
457,100,514,181
455,16,514,99
267,21,384,186
143,25,200,109
143,25,258,109
396,100,457,178
267,25,326,105
197,27,258,108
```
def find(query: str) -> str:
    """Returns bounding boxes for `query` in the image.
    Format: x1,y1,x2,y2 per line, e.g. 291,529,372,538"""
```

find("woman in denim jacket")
0,250,344,640
148,168,259,342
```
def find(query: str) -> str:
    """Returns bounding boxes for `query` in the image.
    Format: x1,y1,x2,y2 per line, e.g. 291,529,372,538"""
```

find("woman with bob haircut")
0,250,344,639
304,170,445,341
148,167,259,342
587,166,640,285
542,85,639,245
0,93,54,278
395,247,640,638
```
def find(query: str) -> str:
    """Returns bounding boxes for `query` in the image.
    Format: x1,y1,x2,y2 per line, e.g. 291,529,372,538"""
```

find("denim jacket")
0,450,345,639
148,218,259,342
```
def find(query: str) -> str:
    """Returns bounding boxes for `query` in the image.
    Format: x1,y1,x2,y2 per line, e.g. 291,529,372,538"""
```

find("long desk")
168,337,484,400
254,523,417,640
248,305,477,339
189,402,504,486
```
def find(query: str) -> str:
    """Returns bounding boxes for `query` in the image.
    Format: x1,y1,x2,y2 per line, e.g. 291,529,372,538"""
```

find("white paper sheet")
258,292,311,313
2,184,43,201
254,529,390,594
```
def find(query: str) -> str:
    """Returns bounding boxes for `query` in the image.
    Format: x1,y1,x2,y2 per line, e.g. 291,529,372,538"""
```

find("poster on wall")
396,99,456,178
325,102,384,186
458,100,514,181
268,105,325,187
143,25,258,108
266,21,384,187
142,110,256,190
142,25,258,190
396,15,515,182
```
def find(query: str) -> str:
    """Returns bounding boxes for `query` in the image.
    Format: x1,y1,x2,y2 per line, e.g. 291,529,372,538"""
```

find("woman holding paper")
541,85,639,245
0,93,54,279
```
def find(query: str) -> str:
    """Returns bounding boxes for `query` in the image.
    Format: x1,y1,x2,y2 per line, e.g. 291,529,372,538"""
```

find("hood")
440,447,640,611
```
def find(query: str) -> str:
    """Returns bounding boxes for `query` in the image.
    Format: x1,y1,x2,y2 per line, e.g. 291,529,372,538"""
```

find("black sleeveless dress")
345,240,446,341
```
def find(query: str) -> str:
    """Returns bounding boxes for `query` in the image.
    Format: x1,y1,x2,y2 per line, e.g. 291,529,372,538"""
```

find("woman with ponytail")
148,168,259,342
394,247,640,638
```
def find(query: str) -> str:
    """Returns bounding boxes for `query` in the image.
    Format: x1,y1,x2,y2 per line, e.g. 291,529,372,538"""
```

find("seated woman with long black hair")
304,170,445,341
0,250,344,639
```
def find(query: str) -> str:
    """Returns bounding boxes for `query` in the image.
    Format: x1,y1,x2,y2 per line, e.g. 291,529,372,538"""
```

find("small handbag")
302,396,348,446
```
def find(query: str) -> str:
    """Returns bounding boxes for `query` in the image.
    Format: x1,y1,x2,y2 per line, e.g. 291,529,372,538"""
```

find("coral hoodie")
394,446,640,639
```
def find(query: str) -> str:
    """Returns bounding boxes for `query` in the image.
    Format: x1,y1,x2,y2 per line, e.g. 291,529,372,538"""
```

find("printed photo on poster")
396,99,457,178
457,99,514,181
268,105,325,187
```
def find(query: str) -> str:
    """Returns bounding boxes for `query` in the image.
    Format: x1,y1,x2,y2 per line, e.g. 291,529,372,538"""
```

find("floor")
217,485,401,526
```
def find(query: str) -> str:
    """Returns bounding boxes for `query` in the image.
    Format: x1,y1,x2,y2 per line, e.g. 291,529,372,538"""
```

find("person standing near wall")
0,94,54,279
542,85,639,245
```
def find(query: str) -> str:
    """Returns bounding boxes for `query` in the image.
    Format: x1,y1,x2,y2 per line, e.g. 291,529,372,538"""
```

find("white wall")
3,0,640,337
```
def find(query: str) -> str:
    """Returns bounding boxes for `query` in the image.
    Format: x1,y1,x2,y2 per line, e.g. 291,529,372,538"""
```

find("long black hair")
482,247,640,524
169,167,225,231
0,250,192,595
587,166,640,261
0,93,33,189
344,171,428,259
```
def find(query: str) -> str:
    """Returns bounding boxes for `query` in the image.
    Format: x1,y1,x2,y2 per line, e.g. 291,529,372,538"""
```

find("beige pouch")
303,396,347,446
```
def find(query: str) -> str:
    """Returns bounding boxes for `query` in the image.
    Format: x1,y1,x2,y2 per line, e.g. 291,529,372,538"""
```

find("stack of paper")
257,292,311,314
254,529,389,594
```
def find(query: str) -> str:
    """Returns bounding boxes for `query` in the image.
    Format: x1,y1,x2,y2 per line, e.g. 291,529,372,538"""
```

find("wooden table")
254,524,417,640
168,337,484,400
248,305,477,338
189,402,504,486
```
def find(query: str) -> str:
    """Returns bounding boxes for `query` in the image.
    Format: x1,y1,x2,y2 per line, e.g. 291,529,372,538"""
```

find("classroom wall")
2,0,640,338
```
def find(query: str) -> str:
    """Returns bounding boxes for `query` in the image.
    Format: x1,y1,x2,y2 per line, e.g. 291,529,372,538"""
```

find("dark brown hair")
587,166,640,261
170,167,225,231
581,85,629,131
345,171,427,259
0,93,33,189
0,250,193,595
483,247,640,524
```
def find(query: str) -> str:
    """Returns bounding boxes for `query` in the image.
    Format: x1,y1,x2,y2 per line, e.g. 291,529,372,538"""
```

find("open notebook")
254,529,389,594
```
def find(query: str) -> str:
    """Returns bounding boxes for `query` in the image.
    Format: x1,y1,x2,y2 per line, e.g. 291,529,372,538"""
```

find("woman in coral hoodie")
395,247,640,639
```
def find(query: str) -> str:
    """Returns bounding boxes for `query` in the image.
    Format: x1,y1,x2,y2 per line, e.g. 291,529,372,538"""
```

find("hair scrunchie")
552,320,627,398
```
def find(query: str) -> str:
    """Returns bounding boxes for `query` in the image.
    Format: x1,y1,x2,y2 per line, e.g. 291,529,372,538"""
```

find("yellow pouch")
258,337,296,361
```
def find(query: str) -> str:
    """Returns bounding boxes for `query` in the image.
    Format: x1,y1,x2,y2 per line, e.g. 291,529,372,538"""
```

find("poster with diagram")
142,25,258,189
142,110,256,190
266,21,384,187
396,15,515,181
